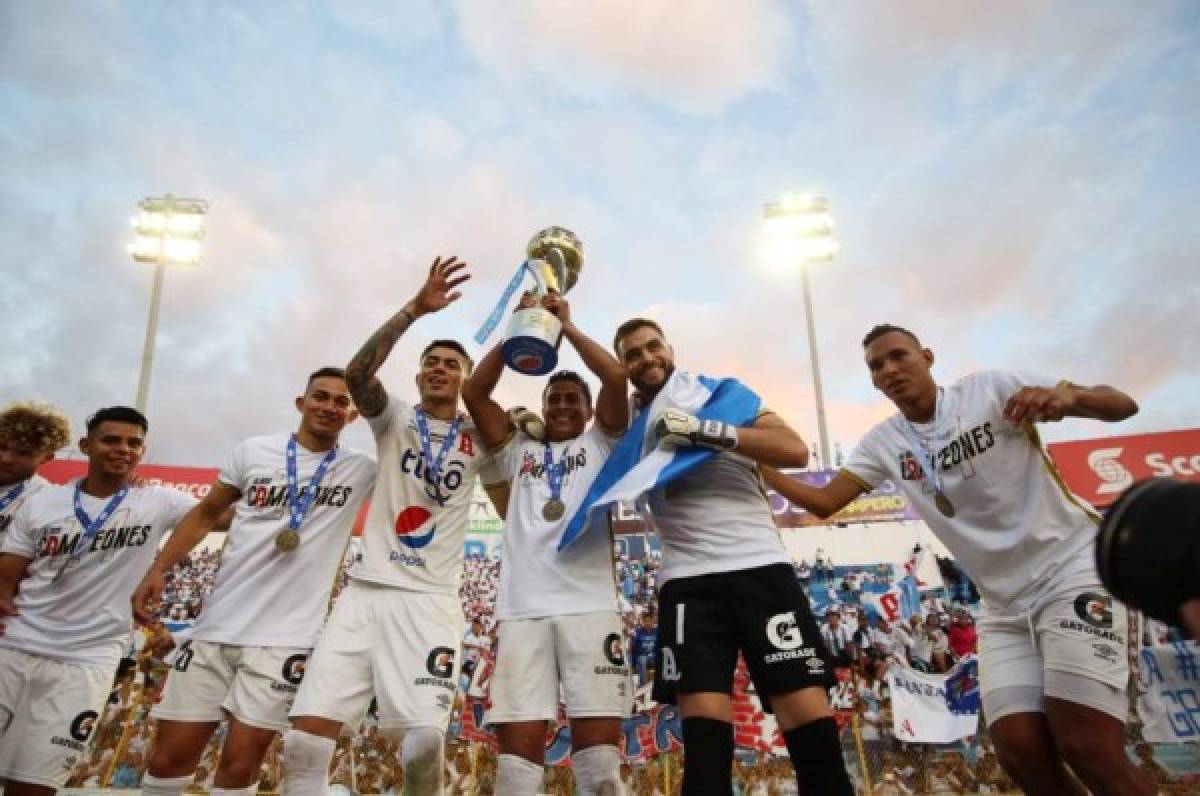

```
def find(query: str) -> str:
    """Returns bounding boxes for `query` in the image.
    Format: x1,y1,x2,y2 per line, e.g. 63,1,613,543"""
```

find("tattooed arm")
345,256,470,418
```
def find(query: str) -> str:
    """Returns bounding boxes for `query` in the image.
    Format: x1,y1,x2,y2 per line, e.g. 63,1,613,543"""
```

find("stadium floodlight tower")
762,193,838,470
127,194,209,412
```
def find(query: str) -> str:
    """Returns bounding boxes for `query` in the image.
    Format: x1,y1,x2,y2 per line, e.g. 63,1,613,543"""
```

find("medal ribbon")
72,481,130,559
415,408,463,506
286,435,339,530
0,481,25,514
472,260,544,345
899,388,948,503
542,441,573,508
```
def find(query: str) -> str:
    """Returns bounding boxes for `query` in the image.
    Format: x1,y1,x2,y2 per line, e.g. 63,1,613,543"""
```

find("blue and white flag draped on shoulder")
558,369,761,550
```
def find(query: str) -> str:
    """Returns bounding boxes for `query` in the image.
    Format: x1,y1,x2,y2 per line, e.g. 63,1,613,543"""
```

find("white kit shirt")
351,395,504,595
0,482,196,666
494,425,620,620
190,433,376,647
0,473,50,537
645,449,790,584
842,370,1100,613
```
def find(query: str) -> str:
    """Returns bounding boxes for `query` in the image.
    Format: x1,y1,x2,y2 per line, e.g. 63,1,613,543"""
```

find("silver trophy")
500,227,584,375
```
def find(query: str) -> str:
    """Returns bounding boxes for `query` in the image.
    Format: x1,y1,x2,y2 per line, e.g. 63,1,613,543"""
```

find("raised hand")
1002,383,1073,426
541,291,571,325
412,256,471,317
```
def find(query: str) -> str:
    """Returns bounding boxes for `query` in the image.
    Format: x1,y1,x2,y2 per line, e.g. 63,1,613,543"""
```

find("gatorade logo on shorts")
395,506,436,549
766,611,805,650
282,654,308,685
426,646,456,679
1073,593,1114,629
69,710,98,742
603,633,626,666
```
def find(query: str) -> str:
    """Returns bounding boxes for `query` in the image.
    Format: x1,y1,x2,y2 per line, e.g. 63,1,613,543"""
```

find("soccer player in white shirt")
764,324,1151,796
282,257,506,796
462,291,630,794
0,403,71,538
613,318,854,795
129,367,376,796
0,406,198,796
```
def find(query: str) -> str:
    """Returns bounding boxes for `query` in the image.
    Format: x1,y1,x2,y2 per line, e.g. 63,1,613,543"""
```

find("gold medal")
935,492,956,518
542,499,566,522
275,529,301,553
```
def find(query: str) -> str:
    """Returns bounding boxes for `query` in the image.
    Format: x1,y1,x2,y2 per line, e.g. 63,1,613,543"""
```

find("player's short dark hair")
86,406,148,435
612,317,665,355
306,367,346,389
420,339,474,375
543,370,593,406
862,324,921,348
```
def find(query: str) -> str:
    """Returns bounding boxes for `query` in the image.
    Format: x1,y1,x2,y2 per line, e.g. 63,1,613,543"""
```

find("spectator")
794,559,811,589
947,608,978,659
910,614,951,673
820,610,855,667
631,610,658,686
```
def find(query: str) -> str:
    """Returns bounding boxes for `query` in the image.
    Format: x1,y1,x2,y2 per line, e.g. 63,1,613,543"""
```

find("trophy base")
504,308,562,375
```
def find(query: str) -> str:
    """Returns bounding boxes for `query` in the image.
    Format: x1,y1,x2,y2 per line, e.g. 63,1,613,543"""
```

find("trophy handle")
543,247,568,294
523,258,552,296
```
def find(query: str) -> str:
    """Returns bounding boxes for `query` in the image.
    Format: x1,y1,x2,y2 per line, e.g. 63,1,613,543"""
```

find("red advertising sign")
1046,428,1200,508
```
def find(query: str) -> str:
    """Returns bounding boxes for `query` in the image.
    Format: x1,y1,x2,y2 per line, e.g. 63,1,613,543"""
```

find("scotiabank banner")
1046,428,1200,508
39,459,219,499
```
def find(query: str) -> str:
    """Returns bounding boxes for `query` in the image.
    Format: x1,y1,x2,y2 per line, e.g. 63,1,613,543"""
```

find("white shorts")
291,581,462,731
152,641,310,732
485,611,631,724
979,570,1129,725
0,647,114,789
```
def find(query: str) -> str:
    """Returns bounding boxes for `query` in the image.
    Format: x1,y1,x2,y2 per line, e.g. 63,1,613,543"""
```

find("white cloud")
453,0,798,113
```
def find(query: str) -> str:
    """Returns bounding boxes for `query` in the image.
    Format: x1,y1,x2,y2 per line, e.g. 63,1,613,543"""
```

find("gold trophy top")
526,226,583,294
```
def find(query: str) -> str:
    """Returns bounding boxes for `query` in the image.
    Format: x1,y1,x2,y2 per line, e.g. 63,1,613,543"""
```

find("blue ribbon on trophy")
473,227,585,376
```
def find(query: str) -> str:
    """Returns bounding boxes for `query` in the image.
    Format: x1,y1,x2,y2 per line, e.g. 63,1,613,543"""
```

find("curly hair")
0,402,72,455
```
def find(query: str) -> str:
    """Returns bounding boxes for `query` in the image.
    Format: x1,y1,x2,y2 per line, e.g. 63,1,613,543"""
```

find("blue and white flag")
890,659,980,743
558,369,761,550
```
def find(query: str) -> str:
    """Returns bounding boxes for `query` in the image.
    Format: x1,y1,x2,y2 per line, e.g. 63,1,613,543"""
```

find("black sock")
783,717,854,795
681,717,734,796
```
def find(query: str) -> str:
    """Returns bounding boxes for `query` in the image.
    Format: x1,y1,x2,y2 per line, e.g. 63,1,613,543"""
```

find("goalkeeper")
610,317,853,796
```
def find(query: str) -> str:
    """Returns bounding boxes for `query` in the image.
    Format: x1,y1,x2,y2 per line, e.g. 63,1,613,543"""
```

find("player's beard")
630,361,674,402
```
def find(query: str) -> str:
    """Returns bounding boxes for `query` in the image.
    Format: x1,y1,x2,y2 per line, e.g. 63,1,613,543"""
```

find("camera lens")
1096,478,1200,625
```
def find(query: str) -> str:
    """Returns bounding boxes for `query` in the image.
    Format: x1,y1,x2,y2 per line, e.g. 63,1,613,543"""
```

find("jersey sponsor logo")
1087,447,1134,494
37,524,152,559
399,449,469,501
1073,592,1114,629
394,506,436,549
898,422,996,480
282,653,308,685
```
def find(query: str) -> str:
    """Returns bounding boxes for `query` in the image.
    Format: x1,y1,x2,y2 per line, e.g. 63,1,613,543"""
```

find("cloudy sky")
3,1,1197,467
